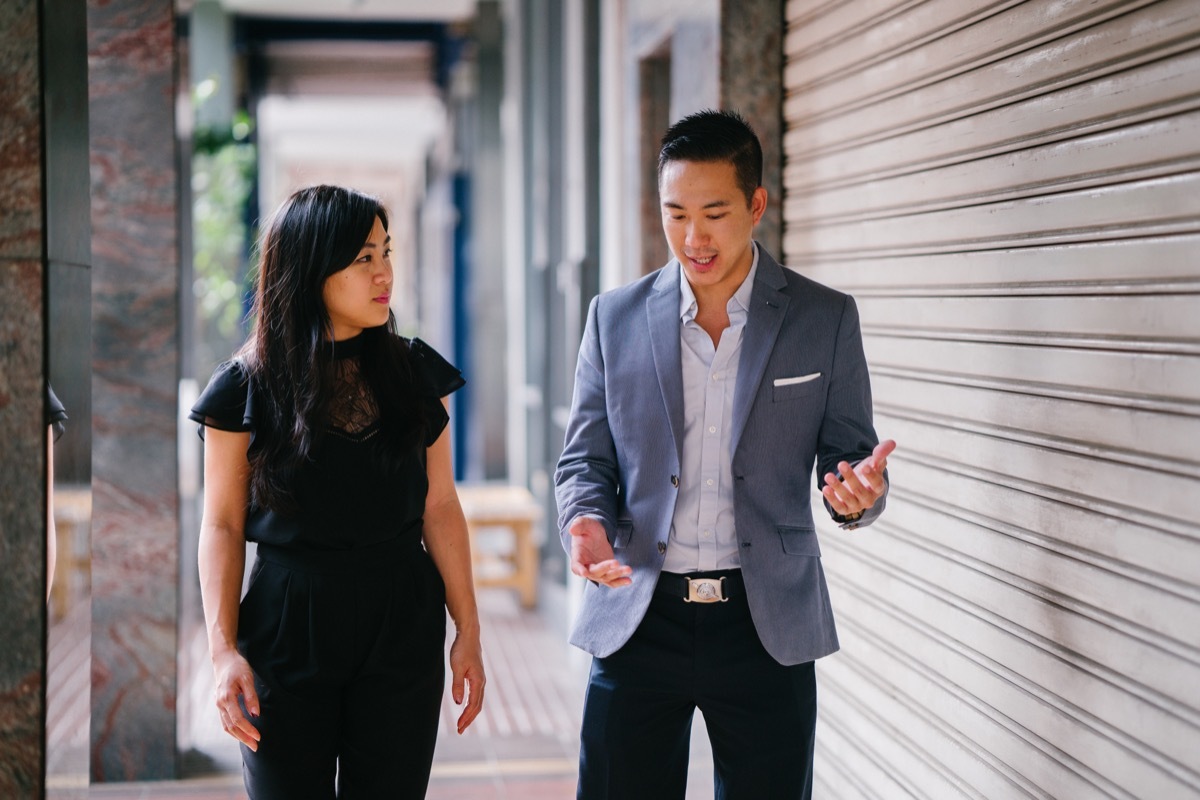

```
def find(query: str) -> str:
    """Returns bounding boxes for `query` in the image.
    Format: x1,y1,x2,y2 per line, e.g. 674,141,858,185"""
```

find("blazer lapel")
648,264,685,463
732,247,789,456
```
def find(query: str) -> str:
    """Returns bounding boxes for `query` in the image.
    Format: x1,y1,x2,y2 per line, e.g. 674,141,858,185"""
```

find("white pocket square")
774,372,821,387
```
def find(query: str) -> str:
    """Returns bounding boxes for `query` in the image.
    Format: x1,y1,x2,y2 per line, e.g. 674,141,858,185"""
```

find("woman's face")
322,215,393,341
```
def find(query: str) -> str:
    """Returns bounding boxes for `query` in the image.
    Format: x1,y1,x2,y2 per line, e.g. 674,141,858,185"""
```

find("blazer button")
670,475,679,488
657,541,667,555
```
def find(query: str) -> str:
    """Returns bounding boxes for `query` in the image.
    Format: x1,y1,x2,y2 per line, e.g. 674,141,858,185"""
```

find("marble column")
0,275,46,798
88,0,181,781
0,0,49,795
721,0,784,257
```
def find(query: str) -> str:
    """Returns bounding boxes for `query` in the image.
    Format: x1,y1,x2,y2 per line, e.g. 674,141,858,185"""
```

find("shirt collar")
679,241,759,322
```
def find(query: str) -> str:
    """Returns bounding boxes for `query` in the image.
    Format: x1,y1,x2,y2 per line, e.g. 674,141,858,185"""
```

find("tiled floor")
46,584,717,799
80,772,580,799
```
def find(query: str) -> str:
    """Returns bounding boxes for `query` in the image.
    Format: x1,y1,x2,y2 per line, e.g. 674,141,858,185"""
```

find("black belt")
655,570,745,603
255,531,422,573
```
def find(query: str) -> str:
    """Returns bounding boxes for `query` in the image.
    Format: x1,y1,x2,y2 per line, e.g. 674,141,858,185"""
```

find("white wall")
783,1,1200,796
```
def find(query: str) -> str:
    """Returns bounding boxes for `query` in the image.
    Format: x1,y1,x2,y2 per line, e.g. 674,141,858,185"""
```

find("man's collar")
733,242,760,312
679,242,759,322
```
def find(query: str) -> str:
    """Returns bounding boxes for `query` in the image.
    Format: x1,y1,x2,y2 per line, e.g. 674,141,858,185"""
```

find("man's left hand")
822,439,896,518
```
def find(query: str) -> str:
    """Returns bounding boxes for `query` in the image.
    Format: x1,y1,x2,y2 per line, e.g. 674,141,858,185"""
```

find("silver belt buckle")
684,577,727,603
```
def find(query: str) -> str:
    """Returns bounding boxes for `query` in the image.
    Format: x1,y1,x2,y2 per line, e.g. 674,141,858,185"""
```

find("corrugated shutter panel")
782,1,1200,797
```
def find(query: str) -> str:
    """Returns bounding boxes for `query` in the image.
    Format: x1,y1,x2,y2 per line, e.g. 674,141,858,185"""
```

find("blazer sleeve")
815,294,888,528
554,295,621,549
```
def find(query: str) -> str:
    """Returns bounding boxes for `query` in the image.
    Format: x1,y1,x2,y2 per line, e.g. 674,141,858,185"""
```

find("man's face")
660,159,766,297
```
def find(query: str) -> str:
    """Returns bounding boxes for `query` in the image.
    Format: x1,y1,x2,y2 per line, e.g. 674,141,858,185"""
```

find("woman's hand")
448,628,485,734
212,648,262,751
424,405,486,735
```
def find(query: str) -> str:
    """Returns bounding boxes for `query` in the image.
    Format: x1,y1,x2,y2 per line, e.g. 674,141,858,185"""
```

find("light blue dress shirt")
661,244,760,574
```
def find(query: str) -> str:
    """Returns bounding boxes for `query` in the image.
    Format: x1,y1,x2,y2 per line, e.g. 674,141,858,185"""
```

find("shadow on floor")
49,584,717,798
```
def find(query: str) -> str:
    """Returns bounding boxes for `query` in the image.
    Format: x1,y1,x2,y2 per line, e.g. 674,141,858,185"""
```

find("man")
554,109,896,799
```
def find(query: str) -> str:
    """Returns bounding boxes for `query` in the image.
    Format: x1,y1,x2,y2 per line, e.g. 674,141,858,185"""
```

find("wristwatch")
839,510,864,530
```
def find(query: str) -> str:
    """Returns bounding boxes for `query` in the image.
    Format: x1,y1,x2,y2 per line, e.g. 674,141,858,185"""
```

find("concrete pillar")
190,0,235,130
0,0,48,755
0,0,91,793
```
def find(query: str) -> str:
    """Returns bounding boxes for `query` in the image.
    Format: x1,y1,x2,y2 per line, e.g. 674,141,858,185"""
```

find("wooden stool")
456,484,542,609
50,486,91,621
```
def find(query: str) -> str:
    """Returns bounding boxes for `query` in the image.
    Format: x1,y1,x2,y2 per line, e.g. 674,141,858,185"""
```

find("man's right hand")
568,516,633,588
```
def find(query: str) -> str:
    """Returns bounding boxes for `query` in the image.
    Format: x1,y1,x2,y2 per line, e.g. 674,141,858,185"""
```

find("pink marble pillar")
87,0,181,781
0,0,49,796
0,266,47,797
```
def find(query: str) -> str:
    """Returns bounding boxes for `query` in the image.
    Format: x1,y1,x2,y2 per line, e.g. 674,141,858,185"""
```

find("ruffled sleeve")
46,384,68,442
189,360,253,438
408,338,465,446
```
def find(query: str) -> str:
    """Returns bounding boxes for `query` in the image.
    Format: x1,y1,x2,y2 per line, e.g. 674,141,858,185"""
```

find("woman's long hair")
238,185,427,514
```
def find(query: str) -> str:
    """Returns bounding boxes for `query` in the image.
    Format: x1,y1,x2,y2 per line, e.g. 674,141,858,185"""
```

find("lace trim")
326,357,379,436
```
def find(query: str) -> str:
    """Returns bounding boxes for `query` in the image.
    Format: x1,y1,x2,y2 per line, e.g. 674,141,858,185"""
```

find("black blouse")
189,335,464,550
47,384,68,442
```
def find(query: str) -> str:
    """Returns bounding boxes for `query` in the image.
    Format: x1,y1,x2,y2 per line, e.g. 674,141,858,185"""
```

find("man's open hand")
822,439,896,518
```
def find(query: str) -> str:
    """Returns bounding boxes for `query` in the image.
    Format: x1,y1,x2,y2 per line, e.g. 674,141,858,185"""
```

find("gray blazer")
554,245,886,666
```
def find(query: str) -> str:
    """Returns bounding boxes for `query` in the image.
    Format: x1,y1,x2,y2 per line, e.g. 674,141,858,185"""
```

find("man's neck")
691,281,738,317
689,246,754,316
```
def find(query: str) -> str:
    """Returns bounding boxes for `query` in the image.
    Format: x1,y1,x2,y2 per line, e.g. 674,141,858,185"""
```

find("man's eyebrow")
661,200,732,209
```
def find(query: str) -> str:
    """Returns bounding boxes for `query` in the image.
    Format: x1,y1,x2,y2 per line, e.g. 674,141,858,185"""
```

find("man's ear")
751,186,768,225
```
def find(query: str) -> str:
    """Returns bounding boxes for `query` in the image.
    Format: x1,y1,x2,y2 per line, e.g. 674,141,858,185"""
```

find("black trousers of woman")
236,536,446,800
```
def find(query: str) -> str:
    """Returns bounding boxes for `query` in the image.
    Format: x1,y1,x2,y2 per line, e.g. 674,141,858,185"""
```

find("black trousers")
578,570,817,800
236,536,447,800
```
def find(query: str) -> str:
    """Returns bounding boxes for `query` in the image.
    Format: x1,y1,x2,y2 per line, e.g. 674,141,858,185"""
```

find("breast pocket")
772,373,825,402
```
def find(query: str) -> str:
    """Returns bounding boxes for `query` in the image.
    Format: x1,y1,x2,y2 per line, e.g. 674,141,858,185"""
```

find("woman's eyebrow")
360,236,391,250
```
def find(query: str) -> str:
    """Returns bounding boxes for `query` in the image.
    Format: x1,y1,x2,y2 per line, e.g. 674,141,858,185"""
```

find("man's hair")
657,109,763,205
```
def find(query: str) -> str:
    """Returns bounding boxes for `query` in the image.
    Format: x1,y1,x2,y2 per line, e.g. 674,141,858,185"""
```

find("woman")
191,185,484,799
46,384,67,602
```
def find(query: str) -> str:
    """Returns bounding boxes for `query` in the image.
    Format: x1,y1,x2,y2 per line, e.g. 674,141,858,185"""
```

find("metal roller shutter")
782,1,1200,796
